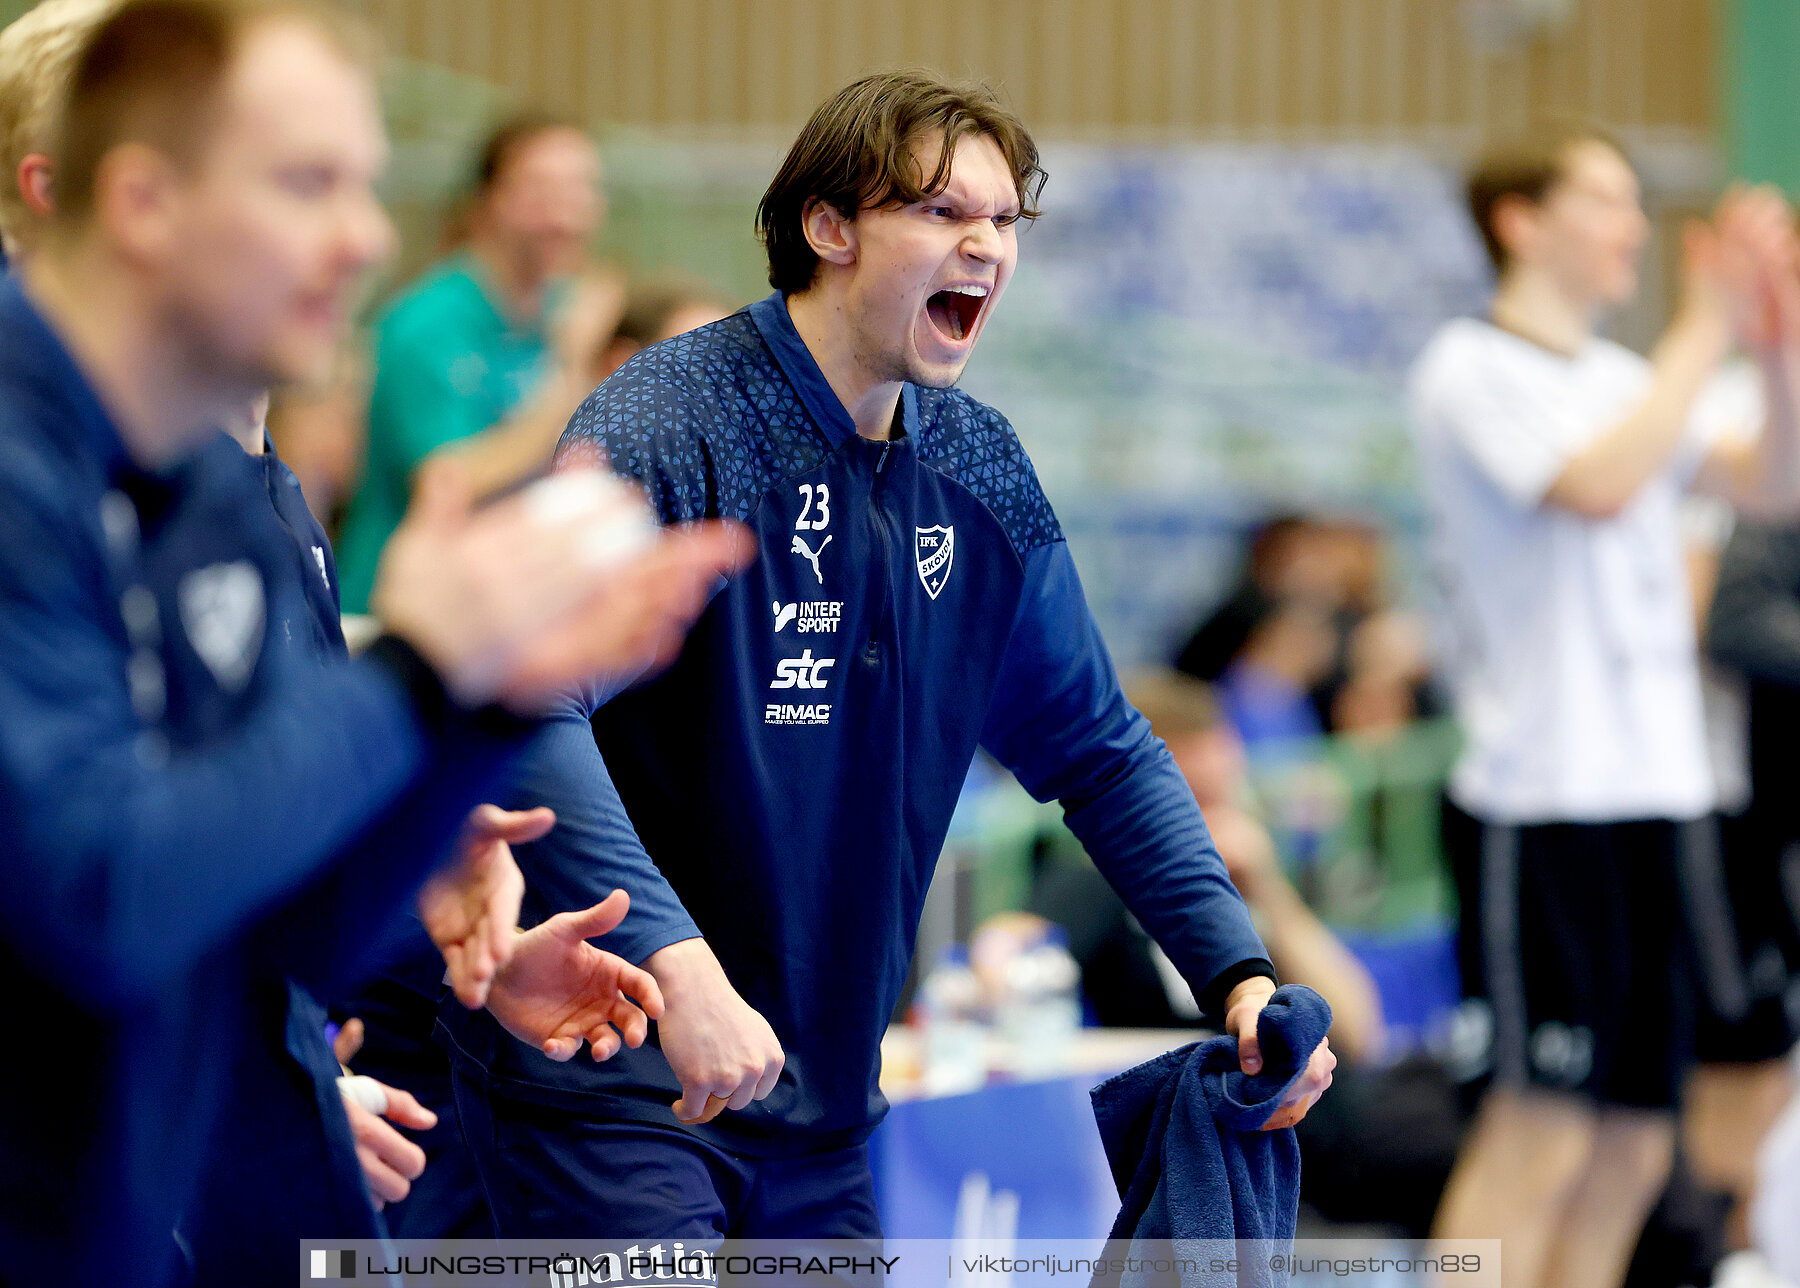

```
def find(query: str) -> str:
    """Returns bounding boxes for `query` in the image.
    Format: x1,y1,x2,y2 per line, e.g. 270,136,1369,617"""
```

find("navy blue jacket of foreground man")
0,277,528,1285
440,293,1275,1156
179,439,407,1283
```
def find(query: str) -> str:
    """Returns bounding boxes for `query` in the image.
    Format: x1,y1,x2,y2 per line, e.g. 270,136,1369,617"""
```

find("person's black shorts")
1693,810,1800,1064
1444,799,1700,1110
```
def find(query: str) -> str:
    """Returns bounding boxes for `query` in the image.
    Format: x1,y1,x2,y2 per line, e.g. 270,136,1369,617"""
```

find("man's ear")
17,153,53,218
92,142,182,267
1490,192,1539,268
800,197,858,268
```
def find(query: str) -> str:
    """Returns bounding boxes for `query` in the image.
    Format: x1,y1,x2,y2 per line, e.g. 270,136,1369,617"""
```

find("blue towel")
1090,985,1332,1288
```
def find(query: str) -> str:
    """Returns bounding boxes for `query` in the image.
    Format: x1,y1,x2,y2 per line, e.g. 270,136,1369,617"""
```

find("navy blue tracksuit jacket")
0,276,526,1284
440,293,1273,1157
178,441,398,1281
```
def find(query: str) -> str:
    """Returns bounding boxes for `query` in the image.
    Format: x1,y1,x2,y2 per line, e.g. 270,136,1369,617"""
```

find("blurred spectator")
1136,669,1387,1063
1697,515,1800,1241
266,345,368,532
335,112,619,612
1215,596,1335,750
585,278,732,388
1332,607,1432,738
1707,517,1800,983
1411,129,1800,1288
1027,670,1383,1062
1173,515,1312,682
1016,671,1487,1237
1024,671,1740,1260
1312,520,1437,738
1176,515,1432,747
1658,357,1798,1268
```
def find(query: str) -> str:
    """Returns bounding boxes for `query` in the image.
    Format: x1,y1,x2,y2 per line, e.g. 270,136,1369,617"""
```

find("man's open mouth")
924,284,988,343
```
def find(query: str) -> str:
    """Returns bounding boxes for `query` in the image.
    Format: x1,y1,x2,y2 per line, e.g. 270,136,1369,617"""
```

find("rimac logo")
772,600,843,634
916,525,954,600
765,702,831,726
770,649,835,690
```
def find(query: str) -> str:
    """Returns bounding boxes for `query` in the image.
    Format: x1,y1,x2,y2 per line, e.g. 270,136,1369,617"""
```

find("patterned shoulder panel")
556,313,832,525
914,386,1063,554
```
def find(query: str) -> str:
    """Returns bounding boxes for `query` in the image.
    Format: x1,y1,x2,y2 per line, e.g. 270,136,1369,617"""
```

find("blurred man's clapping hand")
420,804,552,1008
371,459,753,711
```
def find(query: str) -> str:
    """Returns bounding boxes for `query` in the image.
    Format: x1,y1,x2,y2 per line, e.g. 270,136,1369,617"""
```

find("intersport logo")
772,600,843,634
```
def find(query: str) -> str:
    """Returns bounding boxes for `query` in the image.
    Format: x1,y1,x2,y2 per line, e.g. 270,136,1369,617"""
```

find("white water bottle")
919,945,987,1096
999,930,1081,1078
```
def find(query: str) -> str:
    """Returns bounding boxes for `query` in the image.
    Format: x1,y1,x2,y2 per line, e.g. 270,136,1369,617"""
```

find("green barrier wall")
1724,0,1800,196
958,718,1461,938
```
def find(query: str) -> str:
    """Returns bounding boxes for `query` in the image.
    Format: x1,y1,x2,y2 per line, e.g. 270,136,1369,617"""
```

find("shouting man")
442,71,1334,1237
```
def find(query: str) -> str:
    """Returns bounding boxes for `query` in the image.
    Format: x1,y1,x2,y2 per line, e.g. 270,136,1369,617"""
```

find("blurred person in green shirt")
337,112,620,612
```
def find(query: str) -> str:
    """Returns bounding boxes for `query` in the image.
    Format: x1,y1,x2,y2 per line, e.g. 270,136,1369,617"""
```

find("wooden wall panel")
358,0,1718,148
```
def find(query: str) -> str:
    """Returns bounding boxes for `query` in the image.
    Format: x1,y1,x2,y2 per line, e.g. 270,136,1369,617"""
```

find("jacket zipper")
865,441,893,666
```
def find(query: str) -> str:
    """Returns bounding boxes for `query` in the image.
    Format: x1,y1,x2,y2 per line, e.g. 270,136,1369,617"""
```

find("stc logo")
770,649,835,690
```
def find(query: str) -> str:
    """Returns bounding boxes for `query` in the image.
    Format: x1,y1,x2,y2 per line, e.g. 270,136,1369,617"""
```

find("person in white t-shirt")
1410,130,1800,1288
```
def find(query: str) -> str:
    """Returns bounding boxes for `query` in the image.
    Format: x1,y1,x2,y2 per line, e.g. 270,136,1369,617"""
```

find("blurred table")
870,1027,1196,1238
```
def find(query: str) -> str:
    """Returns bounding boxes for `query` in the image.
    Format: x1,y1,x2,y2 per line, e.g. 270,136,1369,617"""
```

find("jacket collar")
747,292,922,448
0,273,135,479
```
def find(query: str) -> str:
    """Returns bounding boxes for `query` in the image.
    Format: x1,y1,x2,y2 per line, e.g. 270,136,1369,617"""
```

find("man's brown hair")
755,69,1047,295
53,0,373,228
613,278,726,348
1466,125,1629,274
472,110,586,194
432,110,588,253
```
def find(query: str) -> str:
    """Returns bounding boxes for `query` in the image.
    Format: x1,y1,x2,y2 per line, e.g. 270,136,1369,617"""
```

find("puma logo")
791,534,832,584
